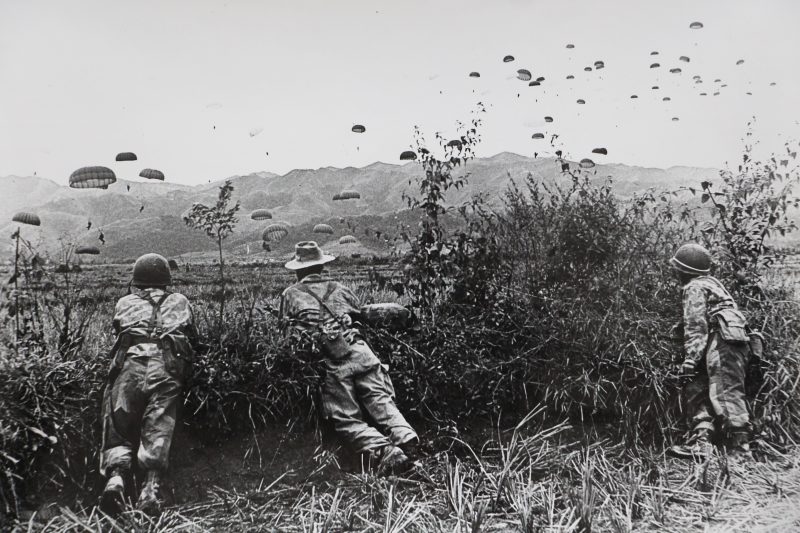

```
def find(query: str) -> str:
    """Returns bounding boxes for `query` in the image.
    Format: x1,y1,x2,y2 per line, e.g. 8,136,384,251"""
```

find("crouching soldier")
667,244,753,459
279,242,419,474
100,253,196,514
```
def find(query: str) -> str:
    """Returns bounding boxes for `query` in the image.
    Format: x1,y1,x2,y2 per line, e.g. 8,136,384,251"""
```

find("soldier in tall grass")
279,241,419,473
668,243,754,458
99,254,196,515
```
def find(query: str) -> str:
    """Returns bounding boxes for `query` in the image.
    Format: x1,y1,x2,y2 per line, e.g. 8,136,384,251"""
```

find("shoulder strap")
139,291,171,336
296,283,339,321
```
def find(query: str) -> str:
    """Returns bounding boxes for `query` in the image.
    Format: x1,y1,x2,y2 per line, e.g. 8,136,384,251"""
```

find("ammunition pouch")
318,321,353,361
712,308,749,344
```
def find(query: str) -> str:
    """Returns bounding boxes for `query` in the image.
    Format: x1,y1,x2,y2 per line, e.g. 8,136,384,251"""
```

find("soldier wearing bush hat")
667,243,755,459
278,241,419,474
99,253,198,515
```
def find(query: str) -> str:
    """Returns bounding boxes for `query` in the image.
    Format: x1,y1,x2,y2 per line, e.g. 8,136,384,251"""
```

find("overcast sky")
1,0,799,186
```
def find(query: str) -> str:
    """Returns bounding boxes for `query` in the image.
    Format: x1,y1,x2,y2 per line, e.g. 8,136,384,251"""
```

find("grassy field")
1,258,797,532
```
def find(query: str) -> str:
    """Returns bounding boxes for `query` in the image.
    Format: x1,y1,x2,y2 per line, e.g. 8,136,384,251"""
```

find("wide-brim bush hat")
285,241,336,270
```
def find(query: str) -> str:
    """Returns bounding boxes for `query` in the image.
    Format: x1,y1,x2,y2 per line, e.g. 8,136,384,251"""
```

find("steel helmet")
670,243,712,275
132,253,172,287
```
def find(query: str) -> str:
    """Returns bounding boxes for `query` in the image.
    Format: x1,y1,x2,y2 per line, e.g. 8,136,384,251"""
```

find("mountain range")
1,153,722,261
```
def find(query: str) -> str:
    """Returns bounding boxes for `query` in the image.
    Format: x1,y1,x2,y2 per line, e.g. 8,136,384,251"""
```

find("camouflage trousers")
321,340,417,453
683,332,751,434
101,351,182,475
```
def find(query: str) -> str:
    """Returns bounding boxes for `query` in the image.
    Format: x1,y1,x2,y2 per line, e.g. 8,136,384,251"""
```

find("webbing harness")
138,291,171,339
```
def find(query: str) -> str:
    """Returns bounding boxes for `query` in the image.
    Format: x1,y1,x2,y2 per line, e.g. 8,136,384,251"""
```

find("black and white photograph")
1,0,799,530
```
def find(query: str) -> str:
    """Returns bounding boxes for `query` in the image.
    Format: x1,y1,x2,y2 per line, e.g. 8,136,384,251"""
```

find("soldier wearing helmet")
667,243,752,459
99,253,197,515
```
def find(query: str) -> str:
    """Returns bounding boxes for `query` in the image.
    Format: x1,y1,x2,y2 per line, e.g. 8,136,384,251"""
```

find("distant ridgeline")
5,154,793,262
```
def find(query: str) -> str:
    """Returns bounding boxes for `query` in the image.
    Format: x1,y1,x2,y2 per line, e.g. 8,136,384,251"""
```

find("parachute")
591,148,608,155
630,95,638,99
566,44,575,49
670,68,682,74
652,86,659,90
672,117,680,121
584,67,592,72
313,224,334,235
736,59,744,65
115,152,137,162
679,56,690,63
579,158,595,169
566,75,575,80
351,124,366,133
650,51,659,56
339,235,357,245
714,79,722,83
689,21,704,29
594,61,605,68
399,150,417,161
537,76,545,82
700,92,707,96
528,81,540,86
517,69,532,81
576,99,585,104
249,128,263,137
139,168,165,181
334,189,361,201
663,96,671,101
770,82,777,86
69,166,116,189
12,212,40,226
503,55,514,63
250,209,273,220
469,71,480,78
650,63,660,68
263,224,289,242
531,133,545,140
544,116,553,123
75,245,100,255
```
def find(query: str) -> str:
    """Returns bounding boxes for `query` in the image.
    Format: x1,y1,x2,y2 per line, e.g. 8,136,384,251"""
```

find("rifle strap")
297,283,340,323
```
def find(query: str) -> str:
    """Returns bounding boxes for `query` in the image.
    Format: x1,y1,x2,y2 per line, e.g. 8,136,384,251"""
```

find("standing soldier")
667,243,753,458
100,254,197,514
279,241,419,473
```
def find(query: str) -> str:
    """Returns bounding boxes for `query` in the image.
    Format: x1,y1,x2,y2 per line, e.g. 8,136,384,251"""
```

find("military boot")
668,428,713,460
726,430,752,459
99,468,126,515
137,470,164,516
376,445,412,476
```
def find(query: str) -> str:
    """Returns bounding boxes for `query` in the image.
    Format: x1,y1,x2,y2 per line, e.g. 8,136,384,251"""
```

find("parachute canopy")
566,75,575,80
531,133,545,140
650,51,659,56
400,150,417,161
670,68,682,74
138,168,165,181
263,224,289,242
469,71,480,78
672,117,680,121
249,128,263,137
503,55,514,63
594,61,605,68
516,69,532,81
333,189,361,201
115,152,137,162
630,95,638,99
579,158,595,169
12,212,40,226
576,99,585,104
650,63,660,68
528,81,540,86
544,116,553,123
537,76,545,82
69,167,116,189
689,21,704,29
584,67,592,72
339,235,357,245
591,148,608,155
663,97,672,101
75,245,100,255
250,209,273,221
566,44,575,49
736,59,745,65
313,224,334,235
679,56,690,63
351,124,366,133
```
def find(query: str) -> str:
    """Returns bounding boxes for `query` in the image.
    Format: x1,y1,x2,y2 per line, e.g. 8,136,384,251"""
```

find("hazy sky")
1,0,799,185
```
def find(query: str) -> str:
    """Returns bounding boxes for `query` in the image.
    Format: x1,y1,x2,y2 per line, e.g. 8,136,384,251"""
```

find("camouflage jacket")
680,275,743,363
113,288,196,358
279,274,361,347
